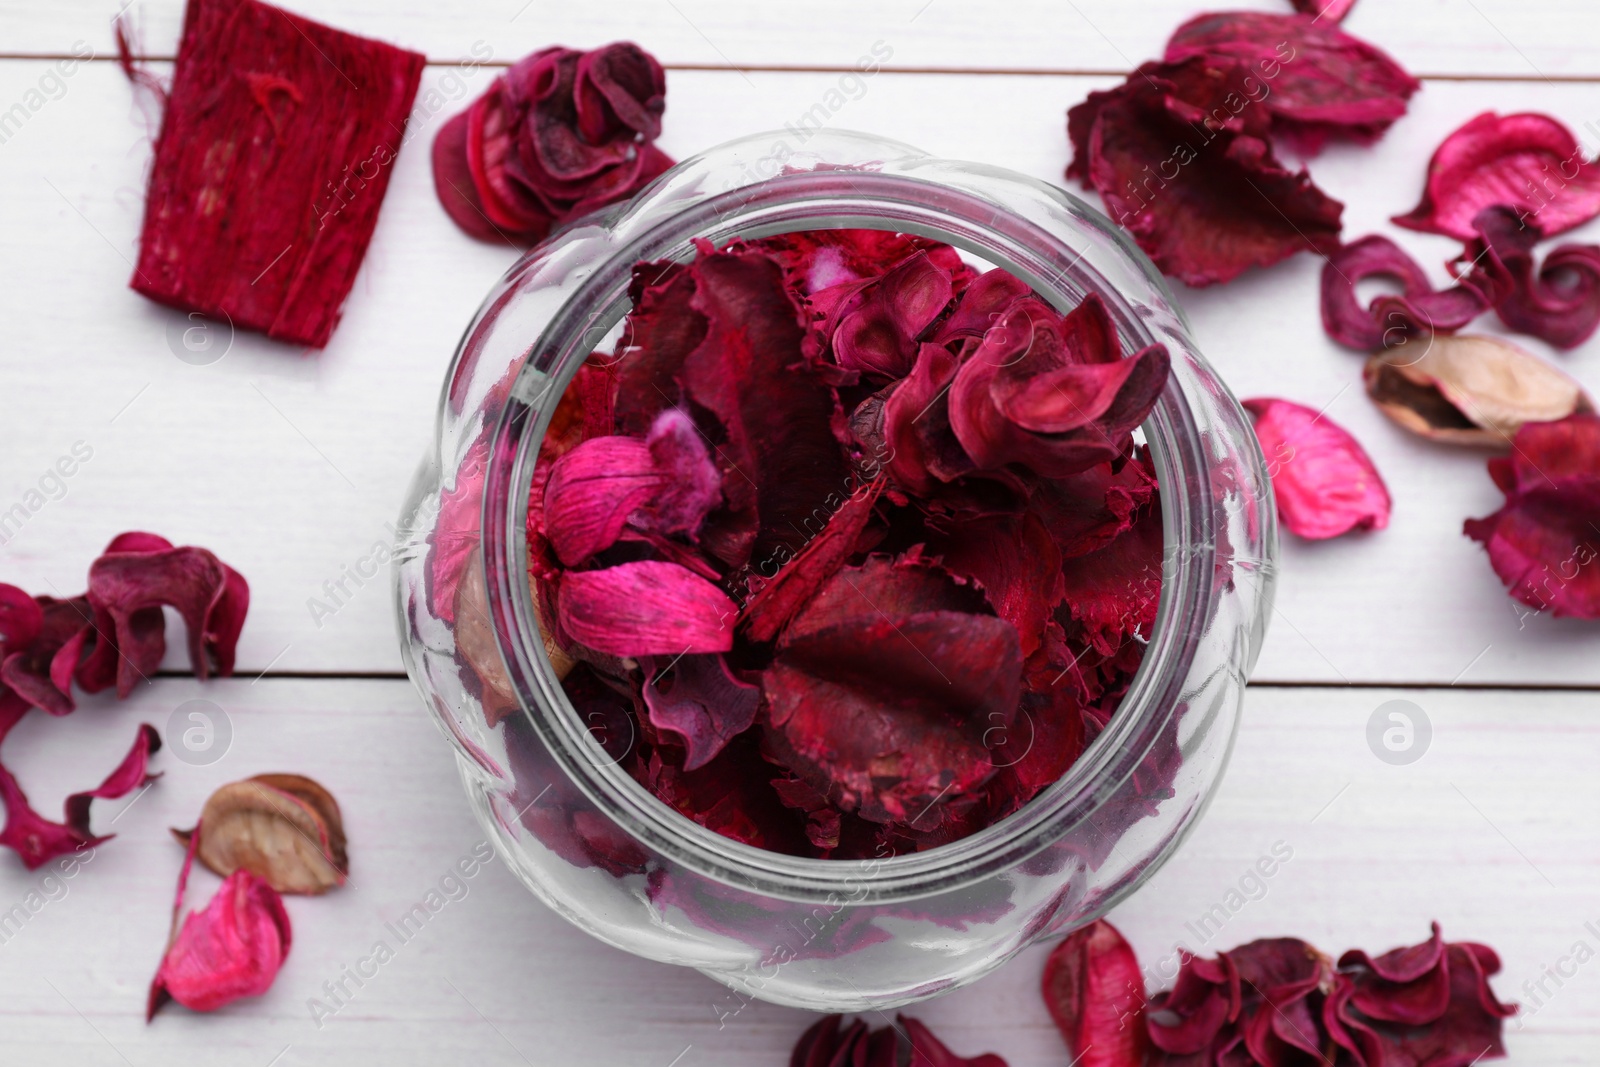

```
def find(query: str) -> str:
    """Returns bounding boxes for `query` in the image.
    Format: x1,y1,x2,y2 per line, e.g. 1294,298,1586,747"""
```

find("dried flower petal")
1321,235,1488,351
1458,206,1600,349
829,250,956,378
1166,12,1418,151
1068,56,1344,286
0,596,92,715
0,723,162,870
1464,413,1600,618
1291,0,1357,20
175,774,347,894
1395,112,1600,241
132,0,425,348
433,42,672,245
558,561,736,656
790,1014,1008,1067
87,543,232,697
1364,334,1594,446
148,842,291,1020
1042,920,1150,1067
640,654,759,770
1244,397,1391,539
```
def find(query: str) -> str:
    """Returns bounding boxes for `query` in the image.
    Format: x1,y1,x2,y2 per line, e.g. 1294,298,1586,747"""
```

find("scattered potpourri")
432,42,675,245
174,774,349,894
1320,236,1488,352
1066,11,1418,285
1465,413,1600,619
1242,398,1391,540
525,229,1172,858
0,533,247,869
790,1014,1007,1067
127,0,425,349
1364,334,1593,446
1043,919,1515,1067
148,825,292,1020
1455,206,1600,350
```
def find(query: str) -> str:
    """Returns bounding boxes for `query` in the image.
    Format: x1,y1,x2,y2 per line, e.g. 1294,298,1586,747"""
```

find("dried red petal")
557,561,736,656
1464,413,1600,618
950,296,1169,477
1291,0,1357,20
1243,397,1391,539
1068,56,1344,285
0,723,161,870
148,868,291,1019
1395,112,1600,241
1147,952,1240,1056
132,0,425,348
0,596,91,716
1166,12,1418,151
1056,488,1164,656
930,511,1063,657
1042,920,1150,1067
763,556,1022,823
1458,206,1600,349
1321,235,1489,351
640,654,759,770
790,1015,1008,1067
433,43,672,245
87,542,236,697
829,250,956,379
743,228,975,301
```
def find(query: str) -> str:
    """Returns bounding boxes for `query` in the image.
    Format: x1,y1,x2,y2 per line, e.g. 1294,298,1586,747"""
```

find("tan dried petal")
1364,334,1594,447
174,774,347,895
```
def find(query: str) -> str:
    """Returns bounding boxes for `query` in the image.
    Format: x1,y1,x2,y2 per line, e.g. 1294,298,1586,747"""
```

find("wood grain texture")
0,681,1590,1064
6,0,1600,79
1,61,1597,683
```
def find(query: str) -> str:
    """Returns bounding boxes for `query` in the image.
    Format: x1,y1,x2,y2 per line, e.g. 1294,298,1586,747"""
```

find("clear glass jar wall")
394,130,1277,1011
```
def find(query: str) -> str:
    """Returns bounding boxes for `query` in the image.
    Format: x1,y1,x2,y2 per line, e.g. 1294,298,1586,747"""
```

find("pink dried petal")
88,545,228,696
637,408,722,536
1147,951,1240,1055
557,560,736,657
543,436,663,565
1244,397,1391,539
742,228,975,300
1042,920,1150,1067
1459,206,1600,349
148,869,291,1018
1464,413,1600,618
1068,56,1344,285
1166,13,1418,151
0,723,161,870
830,251,956,378
1291,0,1357,20
0,596,92,716
205,564,249,678
932,268,1034,344
1321,235,1488,350
640,654,759,770
884,342,975,493
1396,112,1600,241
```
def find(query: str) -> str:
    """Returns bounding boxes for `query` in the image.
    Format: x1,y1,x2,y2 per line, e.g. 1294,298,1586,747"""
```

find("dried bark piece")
1364,334,1593,446
131,0,425,348
175,774,347,894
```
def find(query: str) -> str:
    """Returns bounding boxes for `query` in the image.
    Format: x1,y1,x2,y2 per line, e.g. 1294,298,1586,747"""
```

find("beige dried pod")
1364,334,1594,446
173,774,347,894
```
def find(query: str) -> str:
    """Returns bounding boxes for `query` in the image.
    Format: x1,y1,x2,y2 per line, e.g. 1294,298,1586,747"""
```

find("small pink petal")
1244,397,1391,539
148,869,291,1018
557,561,736,657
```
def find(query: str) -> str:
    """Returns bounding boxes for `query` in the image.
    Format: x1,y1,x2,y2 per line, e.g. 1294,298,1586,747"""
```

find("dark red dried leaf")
1244,397,1391,539
433,42,672,245
1458,206,1600,349
133,0,425,347
1321,235,1489,351
1395,112,1600,241
744,228,975,303
1166,12,1418,151
1464,413,1600,618
1042,920,1150,1067
1068,56,1344,286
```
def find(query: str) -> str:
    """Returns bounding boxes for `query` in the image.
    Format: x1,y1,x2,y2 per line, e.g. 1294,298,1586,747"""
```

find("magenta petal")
87,546,228,696
149,869,291,1018
63,722,163,839
637,408,722,537
1321,235,1488,350
933,268,1034,343
832,251,955,378
558,561,736,656
0,584,43,657
641,653,760,770
543,435,663,566
1292,0,1357,19
0,596,93,716
1396,112,1600,240
1337,922,1451,1025
1244,397,1391,540
0,723,160,870
204,565,249,678
1460,206,1600,349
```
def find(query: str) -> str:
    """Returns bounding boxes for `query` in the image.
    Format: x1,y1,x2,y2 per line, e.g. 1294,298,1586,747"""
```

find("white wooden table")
1,2,1597,1063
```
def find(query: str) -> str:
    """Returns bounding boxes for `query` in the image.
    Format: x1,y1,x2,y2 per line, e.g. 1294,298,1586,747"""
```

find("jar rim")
478,131,1216,905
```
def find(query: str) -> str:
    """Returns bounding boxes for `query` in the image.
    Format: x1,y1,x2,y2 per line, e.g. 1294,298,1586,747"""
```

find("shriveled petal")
831,251,956,379
1042,920,1150,1067
1321,235,1487,351
558,561,737,656
1460,206,1600,349
148,870,291,1018
1244,397,1391,539
87,544,232,695
638,408,722,536
543,436,663,566
1395,112,1600,240
640,654,760,770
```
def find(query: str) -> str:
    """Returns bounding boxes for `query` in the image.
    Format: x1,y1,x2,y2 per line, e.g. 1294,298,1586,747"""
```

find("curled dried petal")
1321,235,1488,351
1459,206,1600,349
148,869,291,1019
1244,397,1391,539
1395,112,1600,241
558,561,736,656
1042,920,1150,1067
175,774,347,894
1364,334,1593,446
640,654,760,770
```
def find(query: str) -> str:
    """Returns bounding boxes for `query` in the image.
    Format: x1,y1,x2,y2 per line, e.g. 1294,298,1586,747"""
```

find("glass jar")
393,130,1276,1012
